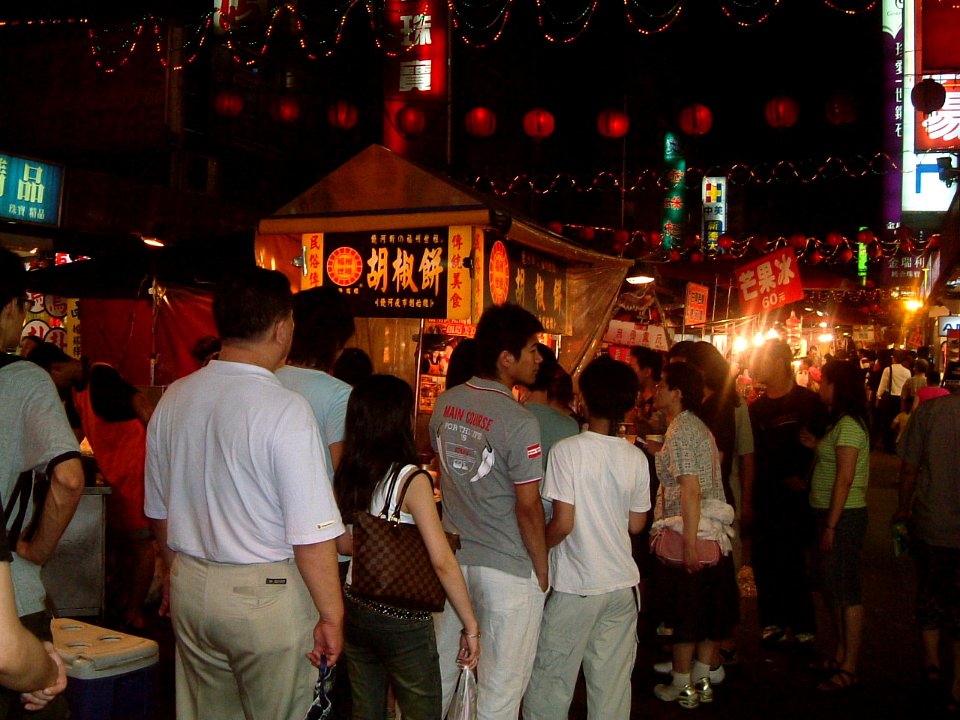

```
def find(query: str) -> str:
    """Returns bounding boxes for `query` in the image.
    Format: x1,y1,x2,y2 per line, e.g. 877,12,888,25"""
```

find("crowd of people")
1,247,959,719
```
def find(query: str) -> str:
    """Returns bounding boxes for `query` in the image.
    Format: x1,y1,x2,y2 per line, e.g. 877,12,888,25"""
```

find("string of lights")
1,0,879,67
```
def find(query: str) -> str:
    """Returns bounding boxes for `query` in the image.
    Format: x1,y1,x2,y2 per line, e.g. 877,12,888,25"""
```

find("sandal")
817,669,858,692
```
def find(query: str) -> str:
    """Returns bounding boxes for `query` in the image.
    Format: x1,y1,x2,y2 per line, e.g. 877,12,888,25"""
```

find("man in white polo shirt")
145,267,345,720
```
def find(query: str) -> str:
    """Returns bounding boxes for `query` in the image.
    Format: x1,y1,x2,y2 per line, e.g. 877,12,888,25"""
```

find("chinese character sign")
736,247,804,316
483,239,567,334
299,228,450,318
446,225,472,320
661,133,685,251
684,282,709,326
0,153,63,227
383,0,447,165
701,176,726,252
881,253,927,285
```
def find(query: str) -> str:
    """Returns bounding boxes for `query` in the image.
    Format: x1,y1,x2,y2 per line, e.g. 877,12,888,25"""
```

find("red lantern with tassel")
465,106,497,137
523,108,555,139
272,97,301,124
597,109,630,139
839,248,854,263
765,95,799,128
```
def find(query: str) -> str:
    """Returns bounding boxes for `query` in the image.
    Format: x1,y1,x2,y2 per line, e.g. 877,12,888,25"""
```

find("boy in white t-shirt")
522,356,651,720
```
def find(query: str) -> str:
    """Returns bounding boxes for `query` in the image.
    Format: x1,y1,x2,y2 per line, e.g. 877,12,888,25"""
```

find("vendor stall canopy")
256,144,631,383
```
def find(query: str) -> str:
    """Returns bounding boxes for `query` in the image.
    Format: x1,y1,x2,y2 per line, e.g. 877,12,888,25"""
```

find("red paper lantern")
690,251,704,263
808,250,824,265
397,105,426,136
465,106,497,137
597,109,630,139
718,234,734,250
523,108,555,139
272,97,300,124
867,242,883,260
856,228,875,245
895,225,914,242
328,100,358,130
648,231,663,249
668,250,682,262
678,104,713,136
579,227,595,241
825,91,857,125
839,248,854,263
825,232,843,248
788,233,807,249
214,90,243,118
911,78,946,115
765,95,799,128
547,221,564,234
612,240,627,254
613,229,630,246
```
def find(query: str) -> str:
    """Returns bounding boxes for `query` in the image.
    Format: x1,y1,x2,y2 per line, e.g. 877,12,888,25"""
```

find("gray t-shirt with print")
429,376,543,577
0,358,80,615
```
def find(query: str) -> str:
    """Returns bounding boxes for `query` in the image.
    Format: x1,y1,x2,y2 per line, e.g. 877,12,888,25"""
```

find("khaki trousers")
170,553,318,720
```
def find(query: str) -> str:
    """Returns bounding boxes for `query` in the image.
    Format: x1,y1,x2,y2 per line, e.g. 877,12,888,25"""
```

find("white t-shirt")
542,431,651,596
144,360,344,564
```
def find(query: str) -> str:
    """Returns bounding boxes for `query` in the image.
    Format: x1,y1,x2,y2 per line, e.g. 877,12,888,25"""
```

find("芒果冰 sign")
736,247,804,316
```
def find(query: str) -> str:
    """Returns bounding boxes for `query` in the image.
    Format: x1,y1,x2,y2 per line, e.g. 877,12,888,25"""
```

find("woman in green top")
799,359,870,692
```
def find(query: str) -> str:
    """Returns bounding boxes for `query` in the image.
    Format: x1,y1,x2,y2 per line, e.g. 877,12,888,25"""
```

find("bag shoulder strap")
394,468,431,515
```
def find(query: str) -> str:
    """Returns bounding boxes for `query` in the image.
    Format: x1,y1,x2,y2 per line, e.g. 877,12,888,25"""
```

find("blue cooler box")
51,618,159,720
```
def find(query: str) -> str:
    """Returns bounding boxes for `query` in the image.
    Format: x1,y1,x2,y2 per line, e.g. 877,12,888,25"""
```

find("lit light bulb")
753,332,766,347
733,336,748,353
765,328,780,340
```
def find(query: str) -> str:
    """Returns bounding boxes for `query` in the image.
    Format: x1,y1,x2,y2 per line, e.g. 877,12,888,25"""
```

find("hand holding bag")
302,656,334,720
650,528,721,568
445,669,477,720
350,468,460,612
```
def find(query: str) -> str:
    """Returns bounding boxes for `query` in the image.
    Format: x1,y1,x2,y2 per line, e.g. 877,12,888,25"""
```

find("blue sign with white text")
0,153,63,226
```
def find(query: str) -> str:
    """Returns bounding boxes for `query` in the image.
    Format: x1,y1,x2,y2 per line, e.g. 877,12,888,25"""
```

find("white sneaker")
653,682,700,709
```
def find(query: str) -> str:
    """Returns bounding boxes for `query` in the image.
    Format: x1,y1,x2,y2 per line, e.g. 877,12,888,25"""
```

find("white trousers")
436,565,546,720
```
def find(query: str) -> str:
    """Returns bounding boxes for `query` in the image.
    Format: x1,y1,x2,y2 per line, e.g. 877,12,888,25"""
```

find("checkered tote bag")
350,468,459,612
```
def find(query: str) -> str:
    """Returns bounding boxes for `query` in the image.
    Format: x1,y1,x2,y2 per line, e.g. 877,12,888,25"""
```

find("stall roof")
258,144,629,269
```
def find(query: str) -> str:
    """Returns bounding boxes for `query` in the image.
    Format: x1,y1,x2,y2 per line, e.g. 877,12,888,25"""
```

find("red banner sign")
736,247,804,316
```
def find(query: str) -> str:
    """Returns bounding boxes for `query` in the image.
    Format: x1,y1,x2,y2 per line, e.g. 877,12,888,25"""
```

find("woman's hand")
798,428,817,449
819,526,835,553
683,541,701,574
457,629,480,670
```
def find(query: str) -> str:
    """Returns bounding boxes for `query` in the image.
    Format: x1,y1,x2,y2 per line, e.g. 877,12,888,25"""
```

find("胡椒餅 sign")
301,227,470,320
0,153,63,227
736,247,804,316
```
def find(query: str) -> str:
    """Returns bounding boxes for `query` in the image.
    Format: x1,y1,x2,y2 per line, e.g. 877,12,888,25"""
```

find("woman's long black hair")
821,360,870,434
334,374,419,519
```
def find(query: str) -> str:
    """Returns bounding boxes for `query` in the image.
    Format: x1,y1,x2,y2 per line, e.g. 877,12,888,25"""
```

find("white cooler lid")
51,619,159,680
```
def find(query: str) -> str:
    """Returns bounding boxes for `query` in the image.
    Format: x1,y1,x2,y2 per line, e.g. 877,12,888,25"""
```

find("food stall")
255,145,631,447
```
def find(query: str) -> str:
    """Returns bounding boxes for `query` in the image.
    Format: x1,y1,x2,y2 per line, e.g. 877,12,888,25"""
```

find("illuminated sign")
882,0,904,229
299,228,452,318
483,240,567,334
0,153,63,226
684,282,709,326
736,247,805,316
701,176,726,252
937,315,960,336
882,253,928,285
661,132,685,251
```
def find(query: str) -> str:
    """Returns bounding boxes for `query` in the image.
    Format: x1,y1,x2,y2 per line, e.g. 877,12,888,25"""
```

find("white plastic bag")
445,669,477,720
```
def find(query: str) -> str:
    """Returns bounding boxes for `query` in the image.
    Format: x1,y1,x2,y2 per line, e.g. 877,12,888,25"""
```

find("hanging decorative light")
271,96,301,123
825,91,857,125
214,89,243,118
678,103,713,136
523,108,555,139
396,105,426,136
328,100,358,130
911,78,946,115
597,108,630,138
765,95,799,128
465,106,497,137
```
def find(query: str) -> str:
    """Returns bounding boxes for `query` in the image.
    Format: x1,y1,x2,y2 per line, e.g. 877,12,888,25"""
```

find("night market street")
139,450,932,720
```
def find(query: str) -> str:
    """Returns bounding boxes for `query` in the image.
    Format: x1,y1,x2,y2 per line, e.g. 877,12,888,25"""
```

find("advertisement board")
736,247,805,316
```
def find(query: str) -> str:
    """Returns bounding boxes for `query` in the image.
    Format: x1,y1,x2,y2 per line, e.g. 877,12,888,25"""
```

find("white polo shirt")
145,360,344,564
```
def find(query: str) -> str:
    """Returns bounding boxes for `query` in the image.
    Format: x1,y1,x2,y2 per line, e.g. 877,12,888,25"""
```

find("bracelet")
461,629,481,639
